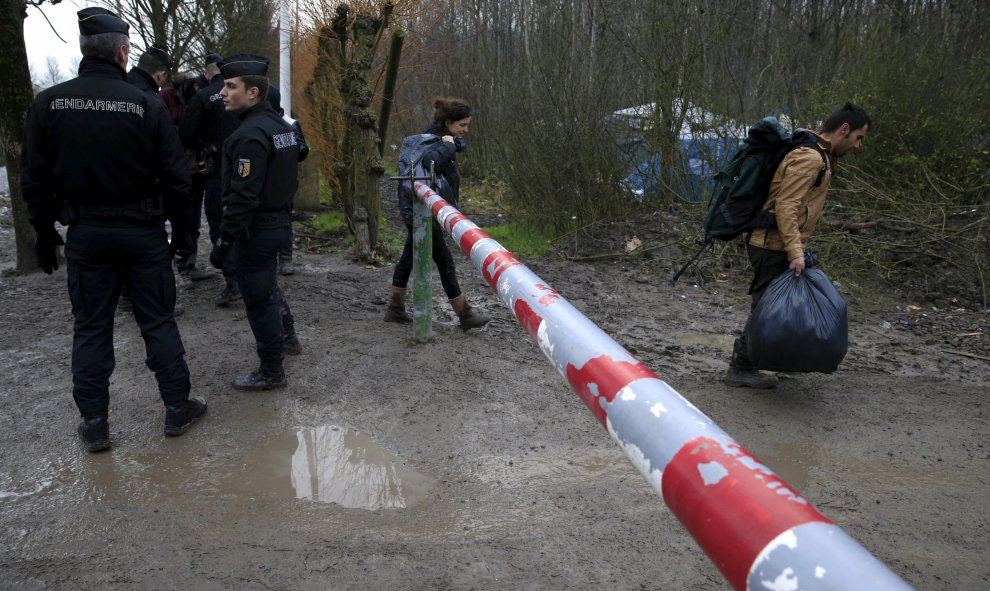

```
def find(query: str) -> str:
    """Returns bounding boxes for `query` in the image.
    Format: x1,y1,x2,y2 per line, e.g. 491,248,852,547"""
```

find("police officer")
211,54,300,390
124,41,191,317
180,52,242,306
126,42,171,94
21,7,207,452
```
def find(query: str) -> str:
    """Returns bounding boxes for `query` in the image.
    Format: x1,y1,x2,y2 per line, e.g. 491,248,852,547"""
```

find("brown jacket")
749,133,834,261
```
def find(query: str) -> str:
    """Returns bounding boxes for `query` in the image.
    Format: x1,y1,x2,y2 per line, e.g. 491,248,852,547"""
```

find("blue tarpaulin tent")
611,102,744,203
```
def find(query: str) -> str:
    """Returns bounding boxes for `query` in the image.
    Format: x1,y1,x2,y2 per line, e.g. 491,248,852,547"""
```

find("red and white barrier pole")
414,182,913,591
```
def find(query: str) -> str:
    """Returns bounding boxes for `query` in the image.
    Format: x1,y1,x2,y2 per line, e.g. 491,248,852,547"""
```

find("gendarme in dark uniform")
210,54,300,390
179,53,242,304
20,7,207,452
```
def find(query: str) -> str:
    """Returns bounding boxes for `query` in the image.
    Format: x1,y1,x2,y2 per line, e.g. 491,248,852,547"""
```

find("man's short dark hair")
821,103,872,133
79,32,129,60
241,75,269,102
138,51,168,74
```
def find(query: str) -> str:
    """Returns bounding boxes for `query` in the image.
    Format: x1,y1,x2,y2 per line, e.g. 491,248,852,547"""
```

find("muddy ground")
0,190,988,590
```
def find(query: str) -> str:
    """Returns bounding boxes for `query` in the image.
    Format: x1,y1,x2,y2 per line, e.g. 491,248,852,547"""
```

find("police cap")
146,42,173,69
77,7,129,36
205,52,222,66
219,54,269,78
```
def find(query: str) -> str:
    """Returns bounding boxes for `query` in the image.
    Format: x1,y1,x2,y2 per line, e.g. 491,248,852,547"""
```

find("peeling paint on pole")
411,196,432,342
413,181,914,591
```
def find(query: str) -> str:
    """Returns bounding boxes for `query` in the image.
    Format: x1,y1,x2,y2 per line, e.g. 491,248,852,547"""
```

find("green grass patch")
459,177,508,213
375,214,406,261
311,210,348,234
318,177,335,205
482,223,553,259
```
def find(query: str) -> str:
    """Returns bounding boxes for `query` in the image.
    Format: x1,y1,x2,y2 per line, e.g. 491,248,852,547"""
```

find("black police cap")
77,7,129,36
219,54,269,78
205,52,222,66
146,42,173,69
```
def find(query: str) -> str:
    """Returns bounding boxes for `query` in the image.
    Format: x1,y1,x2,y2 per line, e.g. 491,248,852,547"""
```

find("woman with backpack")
384,97,490,329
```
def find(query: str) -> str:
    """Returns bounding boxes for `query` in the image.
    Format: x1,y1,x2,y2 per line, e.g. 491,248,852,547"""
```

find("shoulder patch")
237,159,251,178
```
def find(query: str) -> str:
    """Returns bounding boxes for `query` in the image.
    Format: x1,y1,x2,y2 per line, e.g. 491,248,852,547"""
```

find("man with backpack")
725,103,871,389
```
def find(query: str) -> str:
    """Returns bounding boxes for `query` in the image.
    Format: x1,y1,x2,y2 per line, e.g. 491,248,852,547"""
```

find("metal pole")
410,166,434,342
278,0,291,119
412,181,913,591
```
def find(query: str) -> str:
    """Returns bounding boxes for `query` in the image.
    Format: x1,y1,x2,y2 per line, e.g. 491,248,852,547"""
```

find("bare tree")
39,55,63,89
1,0,46,273
102,0,278,76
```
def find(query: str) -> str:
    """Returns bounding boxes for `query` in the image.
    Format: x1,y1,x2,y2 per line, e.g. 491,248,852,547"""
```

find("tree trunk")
0,0,41,274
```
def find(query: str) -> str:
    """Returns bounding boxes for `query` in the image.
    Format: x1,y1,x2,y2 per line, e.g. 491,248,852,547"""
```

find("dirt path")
1,200,988,590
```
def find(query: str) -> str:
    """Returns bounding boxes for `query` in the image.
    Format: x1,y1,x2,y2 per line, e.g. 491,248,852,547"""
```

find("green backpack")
671,117,827,284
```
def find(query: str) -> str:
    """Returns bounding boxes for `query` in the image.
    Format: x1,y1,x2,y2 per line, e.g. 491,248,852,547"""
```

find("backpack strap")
670,238,713,285
799,133,829,188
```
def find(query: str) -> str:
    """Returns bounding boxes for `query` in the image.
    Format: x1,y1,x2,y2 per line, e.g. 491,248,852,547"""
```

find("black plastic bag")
748,267,848,373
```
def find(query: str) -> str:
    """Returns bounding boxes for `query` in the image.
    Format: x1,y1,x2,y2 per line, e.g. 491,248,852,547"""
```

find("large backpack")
670,117,827,284
396,133,447,224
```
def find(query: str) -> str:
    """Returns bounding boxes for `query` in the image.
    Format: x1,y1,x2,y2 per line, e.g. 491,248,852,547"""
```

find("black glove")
169,224,193,257
210,237,233,271
34,226,64,275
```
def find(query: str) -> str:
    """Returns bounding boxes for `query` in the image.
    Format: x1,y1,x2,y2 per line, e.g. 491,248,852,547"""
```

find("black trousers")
175,172,207,272
65,222,191,416
278,223,293,261
234,226,294,373
204,174,236,288
730,244,791,370
204,174,223,244
391,220,461,299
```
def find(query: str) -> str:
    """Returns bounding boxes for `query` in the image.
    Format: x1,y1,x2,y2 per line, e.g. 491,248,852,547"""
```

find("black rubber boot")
77,415,111,452
164,396,208,436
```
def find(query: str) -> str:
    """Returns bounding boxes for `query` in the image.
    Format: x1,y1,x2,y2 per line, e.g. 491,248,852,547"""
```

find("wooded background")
6,0,989,304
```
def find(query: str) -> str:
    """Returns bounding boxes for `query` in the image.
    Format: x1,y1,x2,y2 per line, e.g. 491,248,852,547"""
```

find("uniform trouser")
234,226,294,373
391,220,462,299
278,221,293,262
730,244,791,370
175,172,207,272
204,174,236,288
65,222,191,416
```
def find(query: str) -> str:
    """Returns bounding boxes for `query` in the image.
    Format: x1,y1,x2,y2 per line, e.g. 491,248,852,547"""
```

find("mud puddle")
675,331,735,352
752,441,824,491
28,426,430,511
474,447,638,486
229,425,431,509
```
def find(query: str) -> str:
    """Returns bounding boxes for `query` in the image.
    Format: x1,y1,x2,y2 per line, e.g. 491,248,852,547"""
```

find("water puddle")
29,425,429,511
0,481,53,501
753,441,823,492
675,332,735,352
227,425,431,509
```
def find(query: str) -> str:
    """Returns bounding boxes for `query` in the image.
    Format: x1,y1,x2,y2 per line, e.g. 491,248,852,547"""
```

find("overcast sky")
23,0,86,82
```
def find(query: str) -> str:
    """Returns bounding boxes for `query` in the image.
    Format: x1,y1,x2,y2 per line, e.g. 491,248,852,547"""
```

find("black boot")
723,367,778,389
283,325,302,356
232,369,286,391
215,284,241,307
164,396,208,436
188,267,214,281
77,415,111,452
